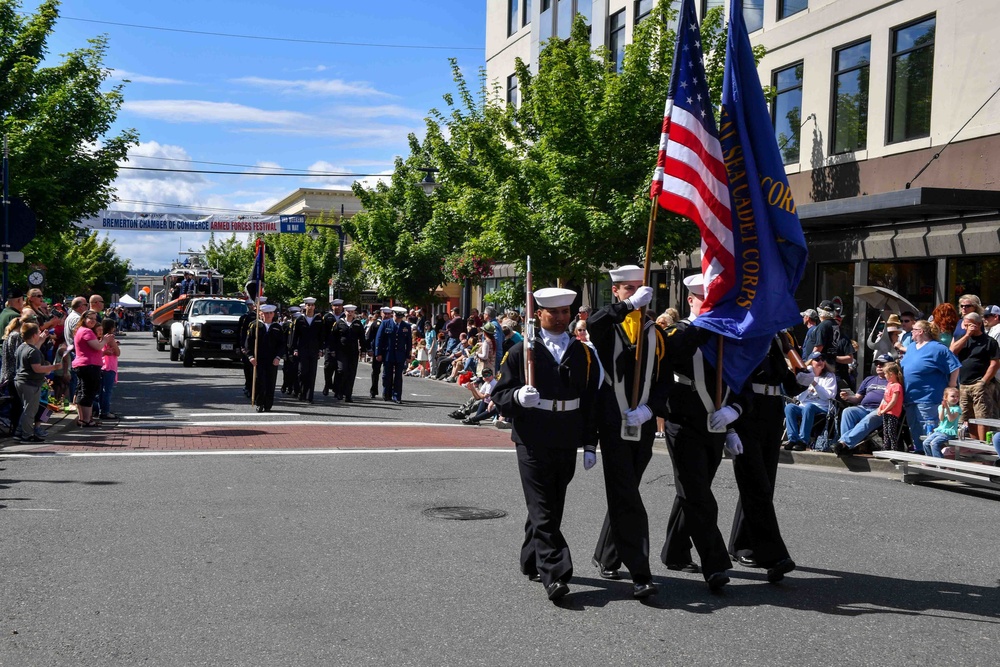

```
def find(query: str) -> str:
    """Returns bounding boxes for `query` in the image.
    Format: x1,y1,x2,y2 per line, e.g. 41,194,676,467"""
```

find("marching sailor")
331,304,366,403
245,303,285,412
290,297,324,403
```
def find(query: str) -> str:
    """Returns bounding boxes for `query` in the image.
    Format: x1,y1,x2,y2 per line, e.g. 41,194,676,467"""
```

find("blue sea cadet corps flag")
695,0,809,392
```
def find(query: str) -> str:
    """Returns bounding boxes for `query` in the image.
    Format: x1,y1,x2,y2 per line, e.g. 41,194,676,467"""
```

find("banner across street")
75,211,309,234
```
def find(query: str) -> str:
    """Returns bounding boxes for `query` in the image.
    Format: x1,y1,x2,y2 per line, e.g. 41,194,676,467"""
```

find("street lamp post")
308,204,347,299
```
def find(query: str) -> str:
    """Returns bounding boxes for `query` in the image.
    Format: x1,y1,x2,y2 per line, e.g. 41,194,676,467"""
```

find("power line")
57,15,482,51
117,165,383,177
114,199,267,214
126,153,390,173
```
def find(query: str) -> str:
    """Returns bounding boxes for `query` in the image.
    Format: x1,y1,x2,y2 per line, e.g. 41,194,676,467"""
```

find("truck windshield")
190,301,248,317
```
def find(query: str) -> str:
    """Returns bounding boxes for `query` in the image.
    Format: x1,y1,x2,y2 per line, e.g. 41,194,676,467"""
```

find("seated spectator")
783,352,838,451
950,311,1000,442
925,388,962,458
876,362,905,451
461,368,498,425
834,353,891,456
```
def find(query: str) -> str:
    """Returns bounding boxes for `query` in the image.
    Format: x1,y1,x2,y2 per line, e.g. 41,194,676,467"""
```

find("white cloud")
123,100,312,126
231,76,394,98
110,69,187,85
333,104,425,120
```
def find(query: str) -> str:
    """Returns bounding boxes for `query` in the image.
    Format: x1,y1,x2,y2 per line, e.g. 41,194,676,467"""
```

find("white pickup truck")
168,297,249,367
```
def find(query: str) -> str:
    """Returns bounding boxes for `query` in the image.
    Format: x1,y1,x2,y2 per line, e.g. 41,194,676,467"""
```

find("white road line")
121,415,175,421
187,412,302,417
0,447,515,458
186,420,468,428
1,508,60,511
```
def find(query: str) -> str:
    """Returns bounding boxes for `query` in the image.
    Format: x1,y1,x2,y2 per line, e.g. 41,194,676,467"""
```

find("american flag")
249,237,265,301
649,0,733,312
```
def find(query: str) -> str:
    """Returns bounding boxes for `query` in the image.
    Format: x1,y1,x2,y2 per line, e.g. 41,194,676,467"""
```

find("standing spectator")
867,314,903,366
898,311,917,350
899,320,961,453
954,294,984,340
876,363,905,451
799,308,819,358
483,306,503,373
2,317,23,434
97,318,121,420
22,288,63,332
468,308,483,329
444,306,466,343
0,288,24,338
983,305,1000,344
476,322,497,376
14,322,62,442
72,310,111,427
930,303,959,347
89,294,106,318
64,297,87,411
950,311,1000,442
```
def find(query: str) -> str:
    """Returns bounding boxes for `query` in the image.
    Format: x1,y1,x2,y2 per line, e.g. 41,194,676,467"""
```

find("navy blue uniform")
375,318,412,402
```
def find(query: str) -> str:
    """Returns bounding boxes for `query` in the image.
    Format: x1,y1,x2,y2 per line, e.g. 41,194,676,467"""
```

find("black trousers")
337,355,359,400
298,354,318,401
729,394,790,567
660,420,732,578
516,444,577,588
382,358,404,400
593,426,654,584
282,354,299,394
370,357,383,396
323,352,337,393
251,362,279,411
241,352,253,393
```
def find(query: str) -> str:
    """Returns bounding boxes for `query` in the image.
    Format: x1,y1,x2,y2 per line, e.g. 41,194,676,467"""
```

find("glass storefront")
817,262,856,338
948,257,1000,308
866,260,936,318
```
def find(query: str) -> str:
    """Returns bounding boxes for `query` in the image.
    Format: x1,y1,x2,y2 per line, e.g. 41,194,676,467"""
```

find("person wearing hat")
322,299,346,397
178,271,198,296
329,305,366,402
290,297,325,402
477,320,498,376
244,304,285,412
658,273,750,592
367,307,392,398
833,353,892,456
491,286,601,602
798,308,819,359
281,306,301,395
783,351,838,451
983,305,1000,344
375,306,413,403
237,283,260,398
867,313,903,372
586,264,664,599
725,332,798,581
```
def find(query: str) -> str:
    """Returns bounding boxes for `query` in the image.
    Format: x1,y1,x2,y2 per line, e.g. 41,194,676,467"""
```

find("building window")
831,40,870,154
508,0,519,37
888,15,935,144
700,0,724,18
772,63,804,165
557,0,572,39
609,9,626,73
540,0,552,42
635,0,653,23
778,0,807,21
506,74,518,107
744,0,764,32
868,261,937,322
524,0,532,26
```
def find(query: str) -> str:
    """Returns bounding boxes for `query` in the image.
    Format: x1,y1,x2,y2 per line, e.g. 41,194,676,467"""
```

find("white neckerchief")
539,328,571,363
305,315,315,325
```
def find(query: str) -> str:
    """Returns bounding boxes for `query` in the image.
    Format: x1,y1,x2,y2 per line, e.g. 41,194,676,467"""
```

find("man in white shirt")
64,296,88,410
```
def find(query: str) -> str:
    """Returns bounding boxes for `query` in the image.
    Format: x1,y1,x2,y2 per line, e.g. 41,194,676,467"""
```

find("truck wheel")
170,343,180,361
156,335,166,352
182,343,194,367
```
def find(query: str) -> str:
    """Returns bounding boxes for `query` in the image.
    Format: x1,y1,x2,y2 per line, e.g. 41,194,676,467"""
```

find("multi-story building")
486,0,1000,367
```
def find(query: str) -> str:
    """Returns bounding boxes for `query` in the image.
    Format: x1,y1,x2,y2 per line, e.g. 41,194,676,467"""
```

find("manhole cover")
423,506,507,521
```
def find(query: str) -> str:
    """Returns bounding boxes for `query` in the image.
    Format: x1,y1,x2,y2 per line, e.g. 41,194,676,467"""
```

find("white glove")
516,385,540,408
709,406,740,431
724,430,743,456
583,451,597,470
627,285,654,310
624,404,654,427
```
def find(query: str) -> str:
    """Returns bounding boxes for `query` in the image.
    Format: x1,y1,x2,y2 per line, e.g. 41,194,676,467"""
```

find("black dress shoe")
632,582,657,599
736,554,760,568
766,558,796,583
791,442,807,451
344,397,353,403
546,581,569,601
782,442,795,451
322,387,329,396
707,571,730,592
392,398,402,404
592,557,621,580
370,391,377,399
255,405,264,413
526,572,541,582
665,561,701,574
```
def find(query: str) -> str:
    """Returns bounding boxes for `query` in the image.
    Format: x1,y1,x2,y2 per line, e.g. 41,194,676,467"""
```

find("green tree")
1,0,138,295
205,233,254,295
20,228,131,297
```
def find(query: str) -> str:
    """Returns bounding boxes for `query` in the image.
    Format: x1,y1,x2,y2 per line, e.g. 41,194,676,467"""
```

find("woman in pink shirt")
72,310,112,427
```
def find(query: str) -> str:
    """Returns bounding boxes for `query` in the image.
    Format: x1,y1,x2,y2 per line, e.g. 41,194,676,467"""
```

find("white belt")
533,398,581,412
673,373,692,386
752,383,782,396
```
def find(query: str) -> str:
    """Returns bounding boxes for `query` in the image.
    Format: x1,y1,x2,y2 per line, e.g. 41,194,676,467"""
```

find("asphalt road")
1,336,998,665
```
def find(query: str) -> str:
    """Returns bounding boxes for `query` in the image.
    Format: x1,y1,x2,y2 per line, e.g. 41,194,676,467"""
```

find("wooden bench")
946,439,998,456
873,451,1000,490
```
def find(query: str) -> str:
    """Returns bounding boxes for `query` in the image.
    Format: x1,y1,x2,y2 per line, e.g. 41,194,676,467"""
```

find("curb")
652,439,897,474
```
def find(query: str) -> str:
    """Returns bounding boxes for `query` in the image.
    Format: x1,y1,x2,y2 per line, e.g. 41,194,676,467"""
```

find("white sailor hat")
303,297,317,305
608,264,644,282
392,306,407,315
533,287,577,308
257,296,268,304
343,304,358,311
331,299,344,306
380,306,392,313
288,306,301,313
260,304,277,313
682,274,706,298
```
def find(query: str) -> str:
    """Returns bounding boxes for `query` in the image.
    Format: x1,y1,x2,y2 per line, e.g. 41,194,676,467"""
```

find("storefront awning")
797,187,1000,229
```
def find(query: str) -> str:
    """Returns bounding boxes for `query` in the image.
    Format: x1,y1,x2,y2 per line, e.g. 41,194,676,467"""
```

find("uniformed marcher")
375,306,412,403
237,283,259,398
367,307,391,398
659,274,749,592
322,298,345,398
290,297,325,402
331,304,366,402
588,265,669,599
281,305,301,395
491,287,601,602
245,304,285,412
727,333,798,583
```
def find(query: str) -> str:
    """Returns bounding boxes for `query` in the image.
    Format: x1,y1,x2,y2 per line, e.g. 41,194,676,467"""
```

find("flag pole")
631,202,659,409
524,256,535,387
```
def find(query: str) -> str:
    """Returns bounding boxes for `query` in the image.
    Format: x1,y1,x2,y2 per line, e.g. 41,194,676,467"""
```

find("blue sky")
40,0,486,271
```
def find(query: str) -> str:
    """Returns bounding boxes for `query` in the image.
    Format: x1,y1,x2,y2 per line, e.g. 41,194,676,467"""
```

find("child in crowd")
876,362,905,451
414,339,430,377
925,387,962,458
97,318,121,420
